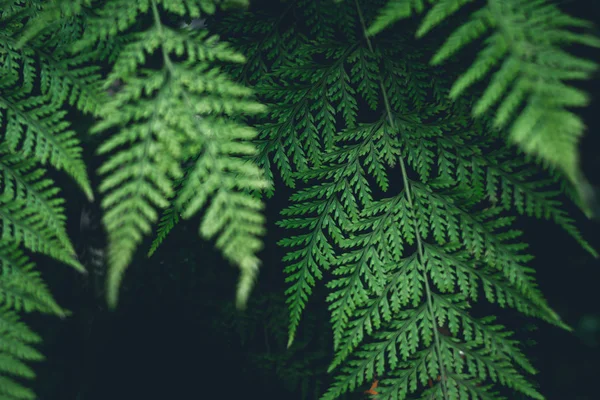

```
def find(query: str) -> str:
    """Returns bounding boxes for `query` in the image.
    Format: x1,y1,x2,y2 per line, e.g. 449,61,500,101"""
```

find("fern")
0,308,44,400
0,0,598,399
0,241,67,317
367,0,600,218
223,1,595,399
71,0,269,309
0,1,94,395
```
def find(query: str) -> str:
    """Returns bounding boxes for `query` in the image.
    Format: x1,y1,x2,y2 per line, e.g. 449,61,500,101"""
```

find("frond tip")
235,258,261,310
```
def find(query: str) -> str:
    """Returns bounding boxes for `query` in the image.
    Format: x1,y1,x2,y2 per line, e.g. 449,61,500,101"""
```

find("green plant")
0,0,598,399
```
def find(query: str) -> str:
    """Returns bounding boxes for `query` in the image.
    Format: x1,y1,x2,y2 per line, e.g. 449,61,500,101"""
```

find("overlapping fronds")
1,0,597,399
0,1,94,395
222,1,596,399
367,0,600,218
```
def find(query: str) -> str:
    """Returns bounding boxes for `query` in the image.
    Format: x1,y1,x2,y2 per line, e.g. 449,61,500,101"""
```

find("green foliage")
70,0,270,309
218,1,596,399
0,0,598,399
1,0,267,395
368,0,600,218
0,2,91,394
0,308,44,399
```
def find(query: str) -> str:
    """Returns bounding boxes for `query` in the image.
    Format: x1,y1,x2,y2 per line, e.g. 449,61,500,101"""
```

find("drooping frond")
0,1,597,399
0,144,73,254
0,12,89,271
76,0,269,309
0,3,101,396
0,241,68,317
0,308,44,400
1,11,97,199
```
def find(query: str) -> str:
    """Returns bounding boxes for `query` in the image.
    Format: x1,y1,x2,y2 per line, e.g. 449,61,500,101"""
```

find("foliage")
214,0,597,399
0,0,598,399
366,0,600,218
1,0,266,395
0,2,90,395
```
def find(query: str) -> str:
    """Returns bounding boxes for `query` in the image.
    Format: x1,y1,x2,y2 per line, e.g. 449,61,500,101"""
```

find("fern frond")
70,0,151,53
0,241,68,316
1,26,94,199
218,1,378,196
273,1,585,397
0,93,93,200
0,7,91,398
279,119,407,347
5,0,104,114
252,42,351,193
16,0,92,47
84,0,268,308
175,117,270,310
147,200,181,258
0,194,84,272
400,94,596,257
0,307,44,400
323,297,544,400
1,1,595,399
0,144,73,255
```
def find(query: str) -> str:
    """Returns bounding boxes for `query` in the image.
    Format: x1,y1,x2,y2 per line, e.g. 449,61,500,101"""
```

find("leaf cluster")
0,1,598,399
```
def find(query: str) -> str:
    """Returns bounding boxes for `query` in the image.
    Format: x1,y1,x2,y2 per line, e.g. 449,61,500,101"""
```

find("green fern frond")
147,206,181,258
0,194,84,272
269,1,589,397
218,1,378,196
36,46,103,116
1,24,94,199
147,153,206,257
6,1,104,115
70,0,151,53
0,144,73,255
0,1,597,399
252,42,352,193
474,155,598,257
0,93,93,200
0,7,92,398
323,298,545,400
279,119,406,347
0,307,44,400
82,0,268,309
397,106,597,256
0,241,68,317
318,124,565,391
16,0,92,47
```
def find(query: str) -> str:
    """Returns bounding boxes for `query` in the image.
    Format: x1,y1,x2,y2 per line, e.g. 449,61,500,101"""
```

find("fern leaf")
83,1,268,308
0,194,84,272
0,144,74,255
0,241,68,316
0,308,44,400
0,89,93,200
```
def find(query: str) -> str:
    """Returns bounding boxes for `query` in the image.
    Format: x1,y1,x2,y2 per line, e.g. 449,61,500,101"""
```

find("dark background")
19,1,600,399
